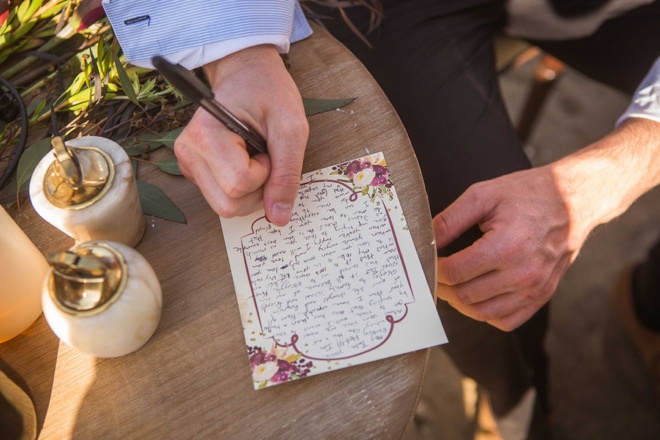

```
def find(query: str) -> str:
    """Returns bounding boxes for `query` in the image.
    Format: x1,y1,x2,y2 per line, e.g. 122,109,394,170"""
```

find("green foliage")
137,180,186,223
154,157,182,176
112,50,142,109
15,137,52,192
134,128,184,150
303,97,355,116
0,0,356,221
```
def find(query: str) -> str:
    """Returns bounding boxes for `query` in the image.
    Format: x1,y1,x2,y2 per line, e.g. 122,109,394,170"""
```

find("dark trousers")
311,0,660,428
633,239,660,331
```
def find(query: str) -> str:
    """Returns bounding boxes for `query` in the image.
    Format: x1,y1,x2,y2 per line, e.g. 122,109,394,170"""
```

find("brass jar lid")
47,242,127,317
43,136,115,209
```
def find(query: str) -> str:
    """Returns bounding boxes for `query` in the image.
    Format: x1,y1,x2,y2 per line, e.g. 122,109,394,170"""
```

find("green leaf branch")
1,0,356,222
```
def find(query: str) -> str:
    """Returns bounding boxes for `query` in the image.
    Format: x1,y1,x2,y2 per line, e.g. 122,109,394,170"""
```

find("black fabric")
633,239,660,331
316,0,547,420
308,0,660,435
547,0,613,18
529,0,660,95
317,0,529,218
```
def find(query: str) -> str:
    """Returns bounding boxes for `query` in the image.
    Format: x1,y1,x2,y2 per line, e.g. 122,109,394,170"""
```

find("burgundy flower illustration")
331,153,394,200
248,344,314,387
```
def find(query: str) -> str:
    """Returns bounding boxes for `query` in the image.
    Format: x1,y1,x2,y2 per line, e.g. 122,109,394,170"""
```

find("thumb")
433,189,489,250
263,123,308,226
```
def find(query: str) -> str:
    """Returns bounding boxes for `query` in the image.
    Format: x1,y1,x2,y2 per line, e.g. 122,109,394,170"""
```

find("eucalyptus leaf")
302,97,355,116
137,180,186,223
112,51,142,108
123,140,162,157
16,137,52,191
136,127,184,149
154,157,182,175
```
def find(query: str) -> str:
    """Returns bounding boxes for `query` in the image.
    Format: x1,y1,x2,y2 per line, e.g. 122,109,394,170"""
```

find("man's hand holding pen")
168,45,309,226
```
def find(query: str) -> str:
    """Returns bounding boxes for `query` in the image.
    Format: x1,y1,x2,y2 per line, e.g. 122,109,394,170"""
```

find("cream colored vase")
0,206,49,343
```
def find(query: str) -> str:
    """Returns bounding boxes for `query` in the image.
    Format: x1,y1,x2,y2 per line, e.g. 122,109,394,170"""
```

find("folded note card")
221,153,447,389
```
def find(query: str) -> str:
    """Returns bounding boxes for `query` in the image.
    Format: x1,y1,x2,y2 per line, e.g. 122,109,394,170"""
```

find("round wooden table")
0,23,436,439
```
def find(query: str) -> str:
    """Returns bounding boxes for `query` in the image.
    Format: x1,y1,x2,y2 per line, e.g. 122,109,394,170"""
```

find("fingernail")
271,202,293,225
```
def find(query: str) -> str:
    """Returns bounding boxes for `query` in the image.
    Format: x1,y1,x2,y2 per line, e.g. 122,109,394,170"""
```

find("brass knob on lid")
47,242,127,316
43,136,115,209
51,136,83,188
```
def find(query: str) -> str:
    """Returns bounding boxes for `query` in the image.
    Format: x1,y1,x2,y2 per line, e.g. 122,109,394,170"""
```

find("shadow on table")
0,316,60,438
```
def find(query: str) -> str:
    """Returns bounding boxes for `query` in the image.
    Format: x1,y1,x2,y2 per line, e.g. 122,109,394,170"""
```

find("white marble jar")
42,240,162,357
30,136,144,247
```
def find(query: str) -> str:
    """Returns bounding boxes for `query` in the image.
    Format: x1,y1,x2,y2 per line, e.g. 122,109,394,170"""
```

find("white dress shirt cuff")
617,56,660,126
129,35,292,70
103,0,313,70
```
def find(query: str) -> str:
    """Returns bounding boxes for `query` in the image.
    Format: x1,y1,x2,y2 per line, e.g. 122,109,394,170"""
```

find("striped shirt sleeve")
102,0,313,69
617,56,660,126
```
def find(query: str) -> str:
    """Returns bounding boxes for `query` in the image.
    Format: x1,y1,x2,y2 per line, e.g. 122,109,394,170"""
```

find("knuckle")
173,138,188,158
493,320,515,332
466,181,483,195
521,289,538,305
537,280,557,303
468,302,495,323
472,309,491,323
288,116,310,137
439,283,471,305
433,212,451,235
214,207,232,218
492,239,520,262
276,116,309,147
213,201,238,219
453,289,473,305
223,170,252,198
437,265,458,286
174,139,203,168
518,267,540,289
519,259,546,289
178,165,192,182
207,194,234,218
466,181,489,199
435,283,451,301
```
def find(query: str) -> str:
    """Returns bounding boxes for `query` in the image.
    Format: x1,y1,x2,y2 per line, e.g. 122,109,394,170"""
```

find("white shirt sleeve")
617,56,660,126
102,0,313,69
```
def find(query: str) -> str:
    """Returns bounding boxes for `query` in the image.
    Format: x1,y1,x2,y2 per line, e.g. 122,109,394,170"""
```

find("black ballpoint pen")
152,56,268,155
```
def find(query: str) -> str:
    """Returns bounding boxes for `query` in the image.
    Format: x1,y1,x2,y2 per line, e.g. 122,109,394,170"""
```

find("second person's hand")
433,118,660,331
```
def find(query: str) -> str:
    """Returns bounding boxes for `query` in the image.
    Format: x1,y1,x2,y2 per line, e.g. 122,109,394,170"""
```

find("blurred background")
407,51,660,440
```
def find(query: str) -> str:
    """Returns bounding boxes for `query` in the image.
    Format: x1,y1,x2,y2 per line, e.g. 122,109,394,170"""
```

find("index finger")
436,232,500,285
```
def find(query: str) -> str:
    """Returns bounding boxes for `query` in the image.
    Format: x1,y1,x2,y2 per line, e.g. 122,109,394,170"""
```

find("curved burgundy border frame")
241,178,415,361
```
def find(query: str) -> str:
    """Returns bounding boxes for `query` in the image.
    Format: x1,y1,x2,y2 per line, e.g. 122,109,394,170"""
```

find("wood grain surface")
0,24,437,439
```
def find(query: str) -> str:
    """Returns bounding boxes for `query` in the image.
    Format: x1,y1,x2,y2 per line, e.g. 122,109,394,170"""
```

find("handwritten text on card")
242,180,414,360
